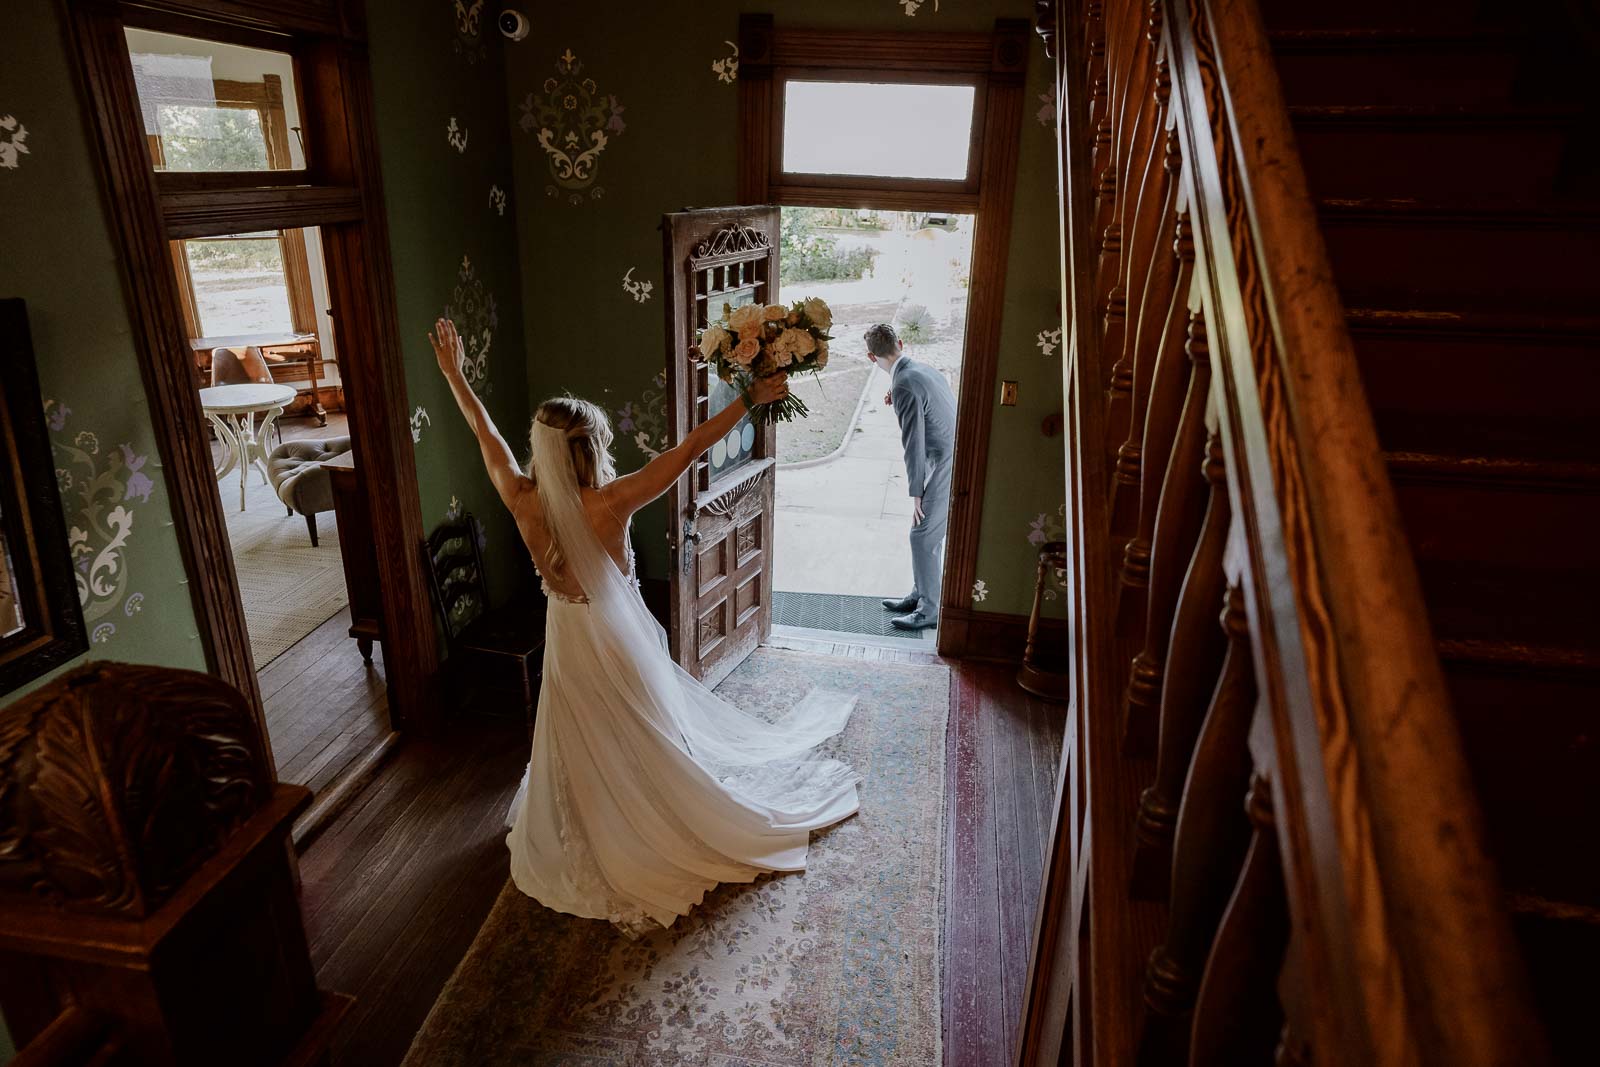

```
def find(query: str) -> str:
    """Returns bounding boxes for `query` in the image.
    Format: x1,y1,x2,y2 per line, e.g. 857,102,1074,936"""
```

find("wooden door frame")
661,206,781,685
736,14,1030,658
64,0,440,757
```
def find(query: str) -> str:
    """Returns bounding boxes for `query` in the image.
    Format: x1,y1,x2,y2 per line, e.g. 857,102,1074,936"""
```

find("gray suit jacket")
890,357,958,496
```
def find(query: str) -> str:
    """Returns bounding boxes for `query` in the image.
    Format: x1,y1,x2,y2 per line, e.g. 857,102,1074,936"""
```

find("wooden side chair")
423,514,545,736
211,345,284,448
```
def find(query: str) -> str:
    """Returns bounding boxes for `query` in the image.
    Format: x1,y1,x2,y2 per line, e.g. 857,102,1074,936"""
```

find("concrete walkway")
773,364,917,598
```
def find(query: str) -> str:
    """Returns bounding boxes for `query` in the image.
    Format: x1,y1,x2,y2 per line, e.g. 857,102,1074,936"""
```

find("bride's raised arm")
430,317,531,513
602,373,789,521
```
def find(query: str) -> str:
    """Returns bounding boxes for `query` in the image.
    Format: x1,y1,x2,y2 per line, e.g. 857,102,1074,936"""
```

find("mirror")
1,298,88,694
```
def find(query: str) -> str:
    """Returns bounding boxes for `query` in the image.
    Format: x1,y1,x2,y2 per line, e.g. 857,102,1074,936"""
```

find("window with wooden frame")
168,230,319,342
126,28,303,173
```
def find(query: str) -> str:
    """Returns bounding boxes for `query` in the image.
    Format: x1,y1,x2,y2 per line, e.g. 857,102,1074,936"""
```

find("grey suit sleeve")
893,381,927,495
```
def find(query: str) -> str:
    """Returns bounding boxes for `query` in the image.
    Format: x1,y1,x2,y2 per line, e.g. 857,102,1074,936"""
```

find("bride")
430,318,861,935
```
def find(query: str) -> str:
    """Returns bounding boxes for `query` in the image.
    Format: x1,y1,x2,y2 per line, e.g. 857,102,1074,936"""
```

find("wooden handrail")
1022,1,1551,1063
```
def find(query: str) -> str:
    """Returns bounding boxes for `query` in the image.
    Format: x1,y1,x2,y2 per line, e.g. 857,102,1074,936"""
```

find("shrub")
895,303,937,346
780,212,877,285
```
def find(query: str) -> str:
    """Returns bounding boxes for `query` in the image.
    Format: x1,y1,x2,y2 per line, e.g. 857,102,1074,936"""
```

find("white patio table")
200,382,297,512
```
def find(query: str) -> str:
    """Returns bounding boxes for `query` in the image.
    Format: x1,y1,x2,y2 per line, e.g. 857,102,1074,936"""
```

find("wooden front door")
661,207,780,687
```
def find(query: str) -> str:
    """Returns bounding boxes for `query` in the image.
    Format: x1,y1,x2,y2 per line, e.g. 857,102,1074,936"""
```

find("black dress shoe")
891,611,937,631
882,594,919,612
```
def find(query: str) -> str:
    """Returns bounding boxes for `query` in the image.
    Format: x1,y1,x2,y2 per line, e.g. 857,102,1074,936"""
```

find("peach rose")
763,303,787,321
731,337,760,366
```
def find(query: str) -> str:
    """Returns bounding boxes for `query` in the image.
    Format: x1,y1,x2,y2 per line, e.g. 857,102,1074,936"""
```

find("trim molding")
939,605,1070,666
737,14,1033,662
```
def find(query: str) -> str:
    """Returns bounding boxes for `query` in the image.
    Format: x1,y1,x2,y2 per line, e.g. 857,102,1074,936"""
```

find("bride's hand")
747,372,790,407
429,317,466,381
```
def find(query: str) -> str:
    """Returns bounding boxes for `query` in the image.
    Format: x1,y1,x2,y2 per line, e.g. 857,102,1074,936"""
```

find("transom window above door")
125,28,306,172
781,80,977,182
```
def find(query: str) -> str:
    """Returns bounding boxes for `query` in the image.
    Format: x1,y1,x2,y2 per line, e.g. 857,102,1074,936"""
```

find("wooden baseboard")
937,605,1070,666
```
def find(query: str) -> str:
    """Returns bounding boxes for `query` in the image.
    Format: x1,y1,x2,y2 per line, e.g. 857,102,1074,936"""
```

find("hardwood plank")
945,665,1008,1065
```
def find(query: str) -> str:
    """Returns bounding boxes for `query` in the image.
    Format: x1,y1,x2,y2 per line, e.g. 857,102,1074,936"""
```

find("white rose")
802,297,832,330
728,303,764,336
699,325,730,360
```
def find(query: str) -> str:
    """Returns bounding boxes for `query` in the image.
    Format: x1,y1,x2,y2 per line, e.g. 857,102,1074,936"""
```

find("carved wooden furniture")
0,299,88,696
0,662,352,1065
1016,540,1068,701
267,436,352,546
423,515,545,735
1018,0,1587,1064
325,450,382,662
199,382,298,512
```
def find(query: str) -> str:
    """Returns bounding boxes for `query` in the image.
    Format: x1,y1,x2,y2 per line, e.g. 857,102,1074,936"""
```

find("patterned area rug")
403,648,950,1066
223,472,348,668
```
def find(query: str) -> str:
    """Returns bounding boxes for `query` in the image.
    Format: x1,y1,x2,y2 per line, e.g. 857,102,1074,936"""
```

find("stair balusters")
1131,425,1230,895
1123,296,1211,751
1186,773,1291,1066
1138,580,1257,1062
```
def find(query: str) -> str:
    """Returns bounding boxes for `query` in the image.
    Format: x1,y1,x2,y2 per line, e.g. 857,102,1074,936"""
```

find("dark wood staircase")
1265,3,1600,1059
1024,0,1597,1062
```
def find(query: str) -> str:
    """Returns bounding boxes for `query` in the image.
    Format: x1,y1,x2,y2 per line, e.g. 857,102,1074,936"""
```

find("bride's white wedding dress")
504,423,861,935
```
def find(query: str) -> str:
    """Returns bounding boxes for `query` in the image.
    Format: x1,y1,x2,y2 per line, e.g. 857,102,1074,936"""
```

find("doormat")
773,590,936,639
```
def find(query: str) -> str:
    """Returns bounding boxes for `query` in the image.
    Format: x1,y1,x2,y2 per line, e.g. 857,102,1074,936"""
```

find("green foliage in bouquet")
695,297,834,425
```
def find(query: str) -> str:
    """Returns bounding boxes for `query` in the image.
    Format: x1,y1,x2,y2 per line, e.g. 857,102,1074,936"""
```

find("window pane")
125,27,305,172
782,81,974,180
185,235,294,338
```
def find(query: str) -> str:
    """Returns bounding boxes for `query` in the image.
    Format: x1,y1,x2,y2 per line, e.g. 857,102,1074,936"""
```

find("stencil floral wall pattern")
613,369,670,461
444,255,498,396
519,49,626,205
0,114,30,170
453,0,487,63
46,400,153,643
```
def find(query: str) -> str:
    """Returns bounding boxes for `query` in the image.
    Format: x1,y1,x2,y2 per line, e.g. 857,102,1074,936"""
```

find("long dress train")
504,423,860,934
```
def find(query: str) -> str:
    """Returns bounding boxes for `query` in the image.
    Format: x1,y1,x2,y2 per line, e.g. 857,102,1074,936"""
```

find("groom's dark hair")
864,323,900,359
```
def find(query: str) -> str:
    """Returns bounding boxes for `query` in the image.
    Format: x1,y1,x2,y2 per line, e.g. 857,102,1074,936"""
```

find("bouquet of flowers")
696,296,833,424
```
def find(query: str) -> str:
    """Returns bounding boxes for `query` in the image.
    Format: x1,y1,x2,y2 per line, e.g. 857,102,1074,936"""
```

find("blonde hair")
531,396,616,489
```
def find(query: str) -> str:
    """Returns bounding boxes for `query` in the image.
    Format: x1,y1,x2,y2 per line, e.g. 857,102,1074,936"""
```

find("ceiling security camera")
499,9,530,41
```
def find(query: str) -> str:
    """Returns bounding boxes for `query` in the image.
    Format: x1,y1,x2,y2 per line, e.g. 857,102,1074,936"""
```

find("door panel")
661,206,780,686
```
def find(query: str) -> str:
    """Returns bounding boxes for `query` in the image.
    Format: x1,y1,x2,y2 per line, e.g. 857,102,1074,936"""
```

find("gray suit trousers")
909,461,952,619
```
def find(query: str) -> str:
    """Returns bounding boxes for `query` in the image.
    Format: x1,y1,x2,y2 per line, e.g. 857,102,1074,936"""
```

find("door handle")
682,518,701,576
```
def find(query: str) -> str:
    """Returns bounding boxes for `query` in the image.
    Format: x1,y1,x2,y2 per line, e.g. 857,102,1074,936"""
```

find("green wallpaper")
0,0,207,706
503,1,1066,616
366,0,534,603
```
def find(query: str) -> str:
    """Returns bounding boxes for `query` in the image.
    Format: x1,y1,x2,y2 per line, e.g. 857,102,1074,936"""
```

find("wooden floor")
262,606,390,795
294,639,1064,1066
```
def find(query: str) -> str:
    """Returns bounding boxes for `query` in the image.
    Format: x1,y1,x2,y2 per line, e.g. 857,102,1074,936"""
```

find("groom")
864,323,957,631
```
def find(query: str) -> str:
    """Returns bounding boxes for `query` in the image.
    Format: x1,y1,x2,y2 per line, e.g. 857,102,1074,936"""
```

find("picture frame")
0,298,88,694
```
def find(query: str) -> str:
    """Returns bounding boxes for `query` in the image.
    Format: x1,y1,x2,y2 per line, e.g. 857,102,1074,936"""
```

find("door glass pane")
184,233,294,338
703,285,757,484
125,28,306,172
782,81,975,180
